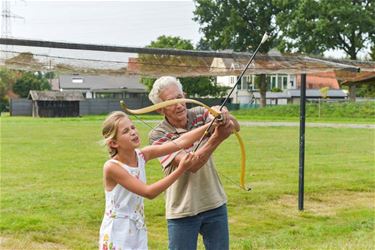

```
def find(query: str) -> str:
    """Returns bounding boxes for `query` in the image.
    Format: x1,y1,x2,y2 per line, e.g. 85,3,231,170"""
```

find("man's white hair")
148,76,183,104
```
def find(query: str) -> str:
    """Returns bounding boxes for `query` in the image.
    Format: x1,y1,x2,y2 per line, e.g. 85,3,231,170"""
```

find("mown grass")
1,115,374,249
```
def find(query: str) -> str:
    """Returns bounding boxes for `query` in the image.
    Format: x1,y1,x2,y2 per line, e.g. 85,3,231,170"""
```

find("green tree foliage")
148,35,194,50
356,84,375,98
13,71,51,98
371,46,375,60
193,0,280,107
0,68,20,111
193,0,278,52
276,0,375,60
141,35,229,98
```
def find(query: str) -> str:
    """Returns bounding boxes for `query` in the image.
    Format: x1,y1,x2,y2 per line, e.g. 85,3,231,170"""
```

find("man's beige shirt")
149,107,227,219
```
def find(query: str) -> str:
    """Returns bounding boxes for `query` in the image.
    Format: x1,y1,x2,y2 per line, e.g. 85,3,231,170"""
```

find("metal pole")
0,37,266,59
298,73,306,211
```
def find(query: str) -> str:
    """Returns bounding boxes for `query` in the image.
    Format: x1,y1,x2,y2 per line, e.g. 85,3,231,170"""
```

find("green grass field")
1,115,374,249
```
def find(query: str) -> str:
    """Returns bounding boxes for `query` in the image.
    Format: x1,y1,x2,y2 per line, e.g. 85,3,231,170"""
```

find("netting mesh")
1,39,374,80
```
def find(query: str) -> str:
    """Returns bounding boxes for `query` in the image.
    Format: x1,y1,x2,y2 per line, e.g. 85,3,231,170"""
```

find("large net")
1,38,374,80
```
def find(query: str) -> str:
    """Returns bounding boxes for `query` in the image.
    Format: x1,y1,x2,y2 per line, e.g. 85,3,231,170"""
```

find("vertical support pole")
298,73,306,211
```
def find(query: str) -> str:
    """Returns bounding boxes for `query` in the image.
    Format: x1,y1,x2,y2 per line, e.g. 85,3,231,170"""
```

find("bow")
191,32,268,190
120,98,248,190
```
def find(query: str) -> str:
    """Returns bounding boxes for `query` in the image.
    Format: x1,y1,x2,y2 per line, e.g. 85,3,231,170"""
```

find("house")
298,72,340,89
58,74,147,99
28,90,85,117
212,56,298,104
127,57,141,74
211,57,341,105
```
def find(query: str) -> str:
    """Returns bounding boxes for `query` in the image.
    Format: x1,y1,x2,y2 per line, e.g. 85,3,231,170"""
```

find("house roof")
28,90,85,101
341,72,375,85
59,74,147,92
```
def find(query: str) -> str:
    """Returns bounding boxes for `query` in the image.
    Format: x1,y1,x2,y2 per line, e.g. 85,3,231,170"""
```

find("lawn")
1,115,374,249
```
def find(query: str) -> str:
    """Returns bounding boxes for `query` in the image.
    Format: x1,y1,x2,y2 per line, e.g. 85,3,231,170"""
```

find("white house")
211,56,298,104
210,52,348,105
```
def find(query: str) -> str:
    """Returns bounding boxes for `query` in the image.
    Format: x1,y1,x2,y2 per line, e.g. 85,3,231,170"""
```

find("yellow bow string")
120,98,247,190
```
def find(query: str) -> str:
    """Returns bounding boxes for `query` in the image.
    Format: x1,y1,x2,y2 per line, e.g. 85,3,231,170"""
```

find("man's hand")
210,106,229,125
212,118,235,141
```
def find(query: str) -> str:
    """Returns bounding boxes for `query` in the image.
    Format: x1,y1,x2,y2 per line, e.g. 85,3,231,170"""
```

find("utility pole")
1,0,24,59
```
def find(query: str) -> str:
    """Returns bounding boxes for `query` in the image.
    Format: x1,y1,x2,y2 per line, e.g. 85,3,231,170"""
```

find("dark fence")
188,98,239,110
36,101,80,117
10,97,237,116
9,99,32,116
79,97,152,115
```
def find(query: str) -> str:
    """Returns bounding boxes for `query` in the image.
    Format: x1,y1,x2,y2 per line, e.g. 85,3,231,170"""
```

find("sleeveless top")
99,149,148,250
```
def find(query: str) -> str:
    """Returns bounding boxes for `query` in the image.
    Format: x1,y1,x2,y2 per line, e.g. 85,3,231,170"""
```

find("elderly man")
148,76,239,250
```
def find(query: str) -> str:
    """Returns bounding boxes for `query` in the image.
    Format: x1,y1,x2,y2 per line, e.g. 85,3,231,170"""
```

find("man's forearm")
188,134,223,173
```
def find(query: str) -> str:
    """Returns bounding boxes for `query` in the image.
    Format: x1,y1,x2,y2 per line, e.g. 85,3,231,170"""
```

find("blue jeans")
167,204,229,250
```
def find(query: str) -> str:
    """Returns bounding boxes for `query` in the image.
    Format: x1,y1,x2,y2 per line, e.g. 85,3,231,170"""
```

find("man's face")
158,84,187,128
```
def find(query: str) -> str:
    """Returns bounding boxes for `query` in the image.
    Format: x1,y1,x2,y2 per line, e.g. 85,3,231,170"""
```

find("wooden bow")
120,98,248,190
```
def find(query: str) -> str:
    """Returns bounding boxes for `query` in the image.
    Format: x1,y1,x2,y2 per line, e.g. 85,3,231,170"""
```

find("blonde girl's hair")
102,111,128,157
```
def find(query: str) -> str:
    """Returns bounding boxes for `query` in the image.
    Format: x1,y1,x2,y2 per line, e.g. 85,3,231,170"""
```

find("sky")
3,0,201,47
1,0,206,65
1,0,366,61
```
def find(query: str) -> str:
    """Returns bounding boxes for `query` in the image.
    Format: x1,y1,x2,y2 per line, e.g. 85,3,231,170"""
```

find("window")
277,76,282,89
95,92,123,99
290,75,295,88
242,76,251,90
72,78,83,84
283,77,288,89
271,76,277,89
231,76,240,89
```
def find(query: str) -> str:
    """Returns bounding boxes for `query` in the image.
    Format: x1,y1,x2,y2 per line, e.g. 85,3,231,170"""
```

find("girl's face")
113,117,141,150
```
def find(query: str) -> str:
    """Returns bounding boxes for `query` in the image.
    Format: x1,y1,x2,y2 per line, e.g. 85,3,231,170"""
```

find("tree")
193,0,280,107
0,68,20,111
148,35,194,50
276,0,374,101
356,83,375,98
13,71,51,98
276,0,374,60
141,35,228,98
371,46,375,61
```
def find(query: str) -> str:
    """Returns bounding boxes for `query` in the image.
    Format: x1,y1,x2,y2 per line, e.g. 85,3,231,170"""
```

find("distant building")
210,57,341,105
127,57,141,74
58,74,147,99
300,72,340,89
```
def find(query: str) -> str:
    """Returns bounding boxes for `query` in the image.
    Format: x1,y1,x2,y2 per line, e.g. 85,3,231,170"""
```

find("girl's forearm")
174,123,210,148
141,122,210,161
143,167,184,199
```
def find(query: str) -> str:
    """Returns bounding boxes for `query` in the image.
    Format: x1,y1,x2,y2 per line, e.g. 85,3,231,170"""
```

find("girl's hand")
178,152,195,171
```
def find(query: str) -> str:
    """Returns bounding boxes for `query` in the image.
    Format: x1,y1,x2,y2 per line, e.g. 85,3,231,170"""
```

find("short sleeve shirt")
148,107,227,219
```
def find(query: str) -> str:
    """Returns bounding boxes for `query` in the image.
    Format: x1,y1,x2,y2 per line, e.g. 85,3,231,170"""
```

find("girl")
99,111,212,250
